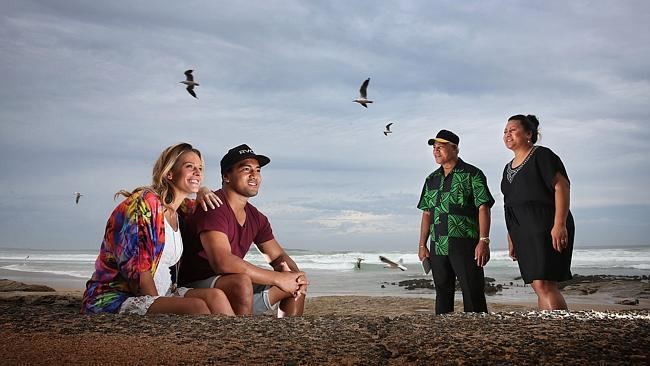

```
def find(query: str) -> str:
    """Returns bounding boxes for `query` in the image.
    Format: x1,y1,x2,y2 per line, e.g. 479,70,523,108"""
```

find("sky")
1,1,649,251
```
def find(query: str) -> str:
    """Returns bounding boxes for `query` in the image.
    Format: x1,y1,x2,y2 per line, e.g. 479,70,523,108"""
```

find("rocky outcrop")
392,277,503,294
0,279,56,292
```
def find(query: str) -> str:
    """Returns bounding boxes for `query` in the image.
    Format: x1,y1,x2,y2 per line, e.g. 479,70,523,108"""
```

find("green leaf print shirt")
417,158,495,255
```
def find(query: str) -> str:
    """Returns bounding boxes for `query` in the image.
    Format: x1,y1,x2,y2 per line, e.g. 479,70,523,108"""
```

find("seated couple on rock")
81,143,308,317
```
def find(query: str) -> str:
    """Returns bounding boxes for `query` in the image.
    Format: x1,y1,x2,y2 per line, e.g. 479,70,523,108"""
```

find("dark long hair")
508,114,540,144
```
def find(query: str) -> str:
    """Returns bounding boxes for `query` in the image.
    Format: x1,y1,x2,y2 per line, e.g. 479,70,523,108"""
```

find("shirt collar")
433,158,466,176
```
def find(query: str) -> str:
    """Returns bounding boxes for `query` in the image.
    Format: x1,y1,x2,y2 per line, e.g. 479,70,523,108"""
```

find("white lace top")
153,218,183,296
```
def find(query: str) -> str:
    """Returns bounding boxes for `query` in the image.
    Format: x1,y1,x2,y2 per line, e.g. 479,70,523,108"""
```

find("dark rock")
397,279,434,290
485,283,503,295
559,274,646,289
397,278,503,294
616,298,639,306
582,287,598,295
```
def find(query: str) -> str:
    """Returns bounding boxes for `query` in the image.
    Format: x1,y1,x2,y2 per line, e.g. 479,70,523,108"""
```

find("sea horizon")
1,246,647,302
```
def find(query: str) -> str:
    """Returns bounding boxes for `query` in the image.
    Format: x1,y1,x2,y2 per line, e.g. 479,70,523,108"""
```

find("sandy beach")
1,278,649,365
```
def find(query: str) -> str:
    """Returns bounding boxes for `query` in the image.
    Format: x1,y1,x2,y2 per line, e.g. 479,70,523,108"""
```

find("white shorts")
118,287,191,315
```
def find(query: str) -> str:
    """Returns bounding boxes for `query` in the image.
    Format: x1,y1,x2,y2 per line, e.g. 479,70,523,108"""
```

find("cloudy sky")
1,1,648,252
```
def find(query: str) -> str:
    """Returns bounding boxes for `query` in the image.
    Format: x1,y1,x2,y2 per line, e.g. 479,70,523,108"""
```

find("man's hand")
196,187,222,211
418,245,430,261
274,270,309,295
474,241,490,267
294,275,309,300
280,261,309,301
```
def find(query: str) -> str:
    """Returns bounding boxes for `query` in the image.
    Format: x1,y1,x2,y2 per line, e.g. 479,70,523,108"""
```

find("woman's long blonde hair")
115,143,204,210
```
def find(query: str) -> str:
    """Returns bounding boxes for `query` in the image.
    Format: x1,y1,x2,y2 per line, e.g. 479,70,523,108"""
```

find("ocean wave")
246,249,650,271
630,264,650,270
0,254,96,262
0,264,91,279
1,247,647,274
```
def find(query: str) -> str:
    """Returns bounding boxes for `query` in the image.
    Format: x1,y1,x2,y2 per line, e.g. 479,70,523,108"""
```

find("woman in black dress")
501,114,574,310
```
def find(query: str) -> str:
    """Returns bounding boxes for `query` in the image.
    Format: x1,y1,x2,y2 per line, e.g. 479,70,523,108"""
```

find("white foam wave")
1,264,91,279
243,249,650,272
244,251,422,271
630,264,650,270
572,249,650,263
0,247,647,274
0,253,96,262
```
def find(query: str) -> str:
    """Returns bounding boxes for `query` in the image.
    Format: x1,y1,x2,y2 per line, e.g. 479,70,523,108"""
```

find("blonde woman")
81,143,234,315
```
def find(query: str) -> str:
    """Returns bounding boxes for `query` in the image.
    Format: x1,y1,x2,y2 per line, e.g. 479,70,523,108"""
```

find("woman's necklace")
167,210,180,294
506,146,538,183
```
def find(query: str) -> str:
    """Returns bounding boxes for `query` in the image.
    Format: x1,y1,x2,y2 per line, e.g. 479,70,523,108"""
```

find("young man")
417,130,495,314
179,144,309,317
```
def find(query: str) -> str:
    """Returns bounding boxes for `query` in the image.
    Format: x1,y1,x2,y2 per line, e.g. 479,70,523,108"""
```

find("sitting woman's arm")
138,271,159,296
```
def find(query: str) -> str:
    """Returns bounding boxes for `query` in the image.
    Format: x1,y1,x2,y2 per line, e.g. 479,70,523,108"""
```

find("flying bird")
383,122,393,136
353,78,373,108
379,255,407,271
180,69,199,98
74,192,83,204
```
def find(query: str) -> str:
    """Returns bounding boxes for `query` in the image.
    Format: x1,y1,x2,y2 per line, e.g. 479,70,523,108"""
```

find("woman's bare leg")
531,280,568,310
185,288,235,316
147,296,211,315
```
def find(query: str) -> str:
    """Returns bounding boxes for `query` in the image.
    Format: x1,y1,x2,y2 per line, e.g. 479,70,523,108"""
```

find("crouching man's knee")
216,273,253,315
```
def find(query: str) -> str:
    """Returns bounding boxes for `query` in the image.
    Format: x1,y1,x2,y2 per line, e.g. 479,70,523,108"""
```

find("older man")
417,130,495,314
179,144,308,317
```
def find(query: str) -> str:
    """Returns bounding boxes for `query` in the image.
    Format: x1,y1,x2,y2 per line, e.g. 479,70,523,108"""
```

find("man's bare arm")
258,239,300,272
200,231,306,293
259,238,309,298
418,211,431,261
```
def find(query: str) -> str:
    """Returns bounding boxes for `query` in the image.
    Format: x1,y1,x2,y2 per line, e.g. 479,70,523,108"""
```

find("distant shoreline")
1,271,648,310
2,244,649,251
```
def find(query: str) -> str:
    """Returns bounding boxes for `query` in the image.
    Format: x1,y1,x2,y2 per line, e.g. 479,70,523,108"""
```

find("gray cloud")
1,1,649,250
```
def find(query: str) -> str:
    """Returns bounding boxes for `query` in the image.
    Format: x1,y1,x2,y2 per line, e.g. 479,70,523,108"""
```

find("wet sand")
1,278,649,365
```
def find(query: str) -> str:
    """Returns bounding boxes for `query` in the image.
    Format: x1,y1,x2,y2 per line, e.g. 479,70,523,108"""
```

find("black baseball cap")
220,144,270,175
427,130,460,146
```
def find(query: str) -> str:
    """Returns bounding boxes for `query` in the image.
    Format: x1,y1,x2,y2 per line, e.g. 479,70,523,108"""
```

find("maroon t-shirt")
178,189,274,284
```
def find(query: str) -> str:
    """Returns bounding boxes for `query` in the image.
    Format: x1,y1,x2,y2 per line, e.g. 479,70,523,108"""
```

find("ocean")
1,247,648,301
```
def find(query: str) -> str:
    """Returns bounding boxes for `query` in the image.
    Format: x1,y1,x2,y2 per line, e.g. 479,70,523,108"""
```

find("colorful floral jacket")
81,189,195,314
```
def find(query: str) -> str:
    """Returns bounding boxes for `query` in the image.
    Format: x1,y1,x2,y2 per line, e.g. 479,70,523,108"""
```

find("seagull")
379,255,407,271
180,69,199,98
355,257,364,270
383,122,393,136
74,192,83,204
353,78,373,108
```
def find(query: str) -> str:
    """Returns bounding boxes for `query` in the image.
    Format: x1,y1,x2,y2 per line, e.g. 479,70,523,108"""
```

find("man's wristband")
479,237,490,245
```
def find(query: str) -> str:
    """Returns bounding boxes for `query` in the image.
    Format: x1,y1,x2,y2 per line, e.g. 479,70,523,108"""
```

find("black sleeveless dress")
501,146,574,284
